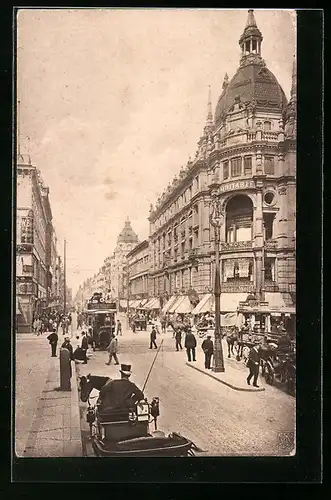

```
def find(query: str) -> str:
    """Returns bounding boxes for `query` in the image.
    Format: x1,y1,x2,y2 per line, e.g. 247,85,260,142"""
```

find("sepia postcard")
15,8,299,465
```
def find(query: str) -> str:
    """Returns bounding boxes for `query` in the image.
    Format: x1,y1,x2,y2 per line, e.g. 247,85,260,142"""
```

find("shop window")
223,161,229,180
223,258,254,282
264,156,275,175
244,156,252,175
231,157,242,177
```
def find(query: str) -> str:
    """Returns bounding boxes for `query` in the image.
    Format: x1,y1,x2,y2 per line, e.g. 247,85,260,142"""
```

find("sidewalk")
186,343,265,392
15,332,83,457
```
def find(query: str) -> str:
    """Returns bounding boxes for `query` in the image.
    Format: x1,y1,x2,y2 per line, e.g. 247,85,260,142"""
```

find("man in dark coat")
175,328,183,351
201,335,214,369
149,326,157,349
184,330,197,362
61,337,74,361
98,364,144,411
47,331,58,357
81,331,89,364
246,344,262,387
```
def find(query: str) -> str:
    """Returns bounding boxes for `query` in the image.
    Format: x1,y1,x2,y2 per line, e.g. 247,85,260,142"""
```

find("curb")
69,360,84,456
186,362,265,392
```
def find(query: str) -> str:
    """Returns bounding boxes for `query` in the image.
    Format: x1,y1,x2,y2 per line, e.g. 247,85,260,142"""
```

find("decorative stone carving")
278,186,287,195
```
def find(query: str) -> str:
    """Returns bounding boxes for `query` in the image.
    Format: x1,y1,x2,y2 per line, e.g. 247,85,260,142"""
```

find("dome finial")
246,9,257,28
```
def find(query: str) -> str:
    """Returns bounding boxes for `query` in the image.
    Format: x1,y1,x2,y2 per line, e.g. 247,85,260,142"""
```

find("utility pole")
63,239,67,315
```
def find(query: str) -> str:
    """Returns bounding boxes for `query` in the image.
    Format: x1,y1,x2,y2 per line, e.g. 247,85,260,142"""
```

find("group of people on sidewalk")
46,330,89,365
33,311,72,336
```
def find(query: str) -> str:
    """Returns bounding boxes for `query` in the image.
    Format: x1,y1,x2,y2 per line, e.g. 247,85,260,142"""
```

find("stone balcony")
221,281,279,293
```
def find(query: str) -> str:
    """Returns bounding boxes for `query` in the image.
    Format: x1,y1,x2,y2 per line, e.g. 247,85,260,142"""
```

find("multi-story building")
16,153,54,331
126,240,149,302
148,9,296,317
109,218,139,303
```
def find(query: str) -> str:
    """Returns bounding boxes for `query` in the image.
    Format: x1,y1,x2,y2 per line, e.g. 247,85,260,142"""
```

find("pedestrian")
117,319,122,336
201,335,214,369
106,334,119,365
184,330,197,362
175,329,183,351
47,330,58,357
61,337,74,361
81,331,89,364
149,326,158,349
246,344,262,387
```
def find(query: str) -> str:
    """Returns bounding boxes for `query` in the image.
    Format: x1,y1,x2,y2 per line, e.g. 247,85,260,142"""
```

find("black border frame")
1,6,323,485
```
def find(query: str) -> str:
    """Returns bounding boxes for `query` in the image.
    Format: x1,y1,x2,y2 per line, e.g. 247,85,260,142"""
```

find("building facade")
109,218,139,301
148,10,296,313
126,240,149,301
16,155,52,331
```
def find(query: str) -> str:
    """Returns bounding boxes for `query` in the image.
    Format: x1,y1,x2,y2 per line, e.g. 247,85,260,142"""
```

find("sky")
16,8,296,295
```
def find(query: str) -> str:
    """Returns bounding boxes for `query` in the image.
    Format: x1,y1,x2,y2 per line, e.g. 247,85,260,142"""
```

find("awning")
149,298,161,310
119,300,127,308
130,300,141,308
191,294,211,315
162,296,178,314
173,296,194,314
192,293,247,314
168,295,185,313
144,297,157,309
265,292,287,309
138,298,149,308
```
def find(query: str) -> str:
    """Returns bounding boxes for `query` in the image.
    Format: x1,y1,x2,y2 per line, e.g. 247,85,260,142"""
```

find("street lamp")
209,182,225,373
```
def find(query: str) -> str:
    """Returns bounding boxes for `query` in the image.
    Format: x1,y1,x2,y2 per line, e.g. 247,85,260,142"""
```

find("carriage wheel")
264,363,275,385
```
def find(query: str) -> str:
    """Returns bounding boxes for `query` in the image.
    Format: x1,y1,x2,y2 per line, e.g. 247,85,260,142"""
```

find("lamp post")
209,182,225,373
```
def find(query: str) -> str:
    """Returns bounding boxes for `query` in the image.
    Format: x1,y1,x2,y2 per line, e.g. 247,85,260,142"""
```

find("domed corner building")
109,217,140,306
148,9,296,336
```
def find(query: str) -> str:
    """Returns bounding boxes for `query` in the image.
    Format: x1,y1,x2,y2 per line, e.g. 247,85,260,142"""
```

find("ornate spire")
222,73,229,90
239,9,264,68
206,86,213,124
290,54,296,100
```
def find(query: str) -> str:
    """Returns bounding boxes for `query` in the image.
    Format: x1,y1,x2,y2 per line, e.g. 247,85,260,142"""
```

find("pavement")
15,325,82,458
76,322,296,456
186,339,265,392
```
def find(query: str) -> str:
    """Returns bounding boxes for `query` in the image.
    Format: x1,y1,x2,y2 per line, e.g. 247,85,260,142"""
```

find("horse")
79,374,110,403
223,327,239,359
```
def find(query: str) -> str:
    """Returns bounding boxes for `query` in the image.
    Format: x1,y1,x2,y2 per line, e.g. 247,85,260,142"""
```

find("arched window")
225,195,253,242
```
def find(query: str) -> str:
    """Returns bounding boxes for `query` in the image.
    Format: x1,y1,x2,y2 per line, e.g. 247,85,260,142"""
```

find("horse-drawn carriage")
79,374,201,457
131,316,147,331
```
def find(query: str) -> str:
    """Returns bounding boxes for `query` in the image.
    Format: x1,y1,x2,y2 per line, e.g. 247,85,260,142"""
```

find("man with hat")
61,336,74,361
97,363,144,412
246,343,262,387
201,335,214,369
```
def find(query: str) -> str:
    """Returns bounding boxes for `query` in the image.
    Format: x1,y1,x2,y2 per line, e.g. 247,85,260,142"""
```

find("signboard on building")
220,180,255,193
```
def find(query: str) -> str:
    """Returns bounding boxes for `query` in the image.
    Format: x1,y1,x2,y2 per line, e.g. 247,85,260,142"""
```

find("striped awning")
149,297,161,310
144,297,157,309
168,295,184,313
162,296,178,314
138,298,149,307
173,296,194,314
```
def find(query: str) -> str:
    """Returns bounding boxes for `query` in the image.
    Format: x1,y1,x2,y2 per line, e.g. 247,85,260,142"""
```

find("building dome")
215,64,288,125
117,217,139,245
215,9,288,126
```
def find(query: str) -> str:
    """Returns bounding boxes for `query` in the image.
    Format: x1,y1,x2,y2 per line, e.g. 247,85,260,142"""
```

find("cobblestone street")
77,321,295,456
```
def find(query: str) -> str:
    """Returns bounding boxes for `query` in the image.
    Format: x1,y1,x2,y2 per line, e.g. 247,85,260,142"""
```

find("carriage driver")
97,364,145,412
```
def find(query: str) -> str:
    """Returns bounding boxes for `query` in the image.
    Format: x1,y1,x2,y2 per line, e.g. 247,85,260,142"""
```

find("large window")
264,156,275,175
223,258,254,282
263,213,275,240
264,121,271,131
231,157,242,177
265,258,276,281
223,161,229,180
244,156,252,175
20,216,34,244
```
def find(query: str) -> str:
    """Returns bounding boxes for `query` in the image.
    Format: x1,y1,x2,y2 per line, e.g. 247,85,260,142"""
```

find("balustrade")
265,239,278,249
221,241,252,251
